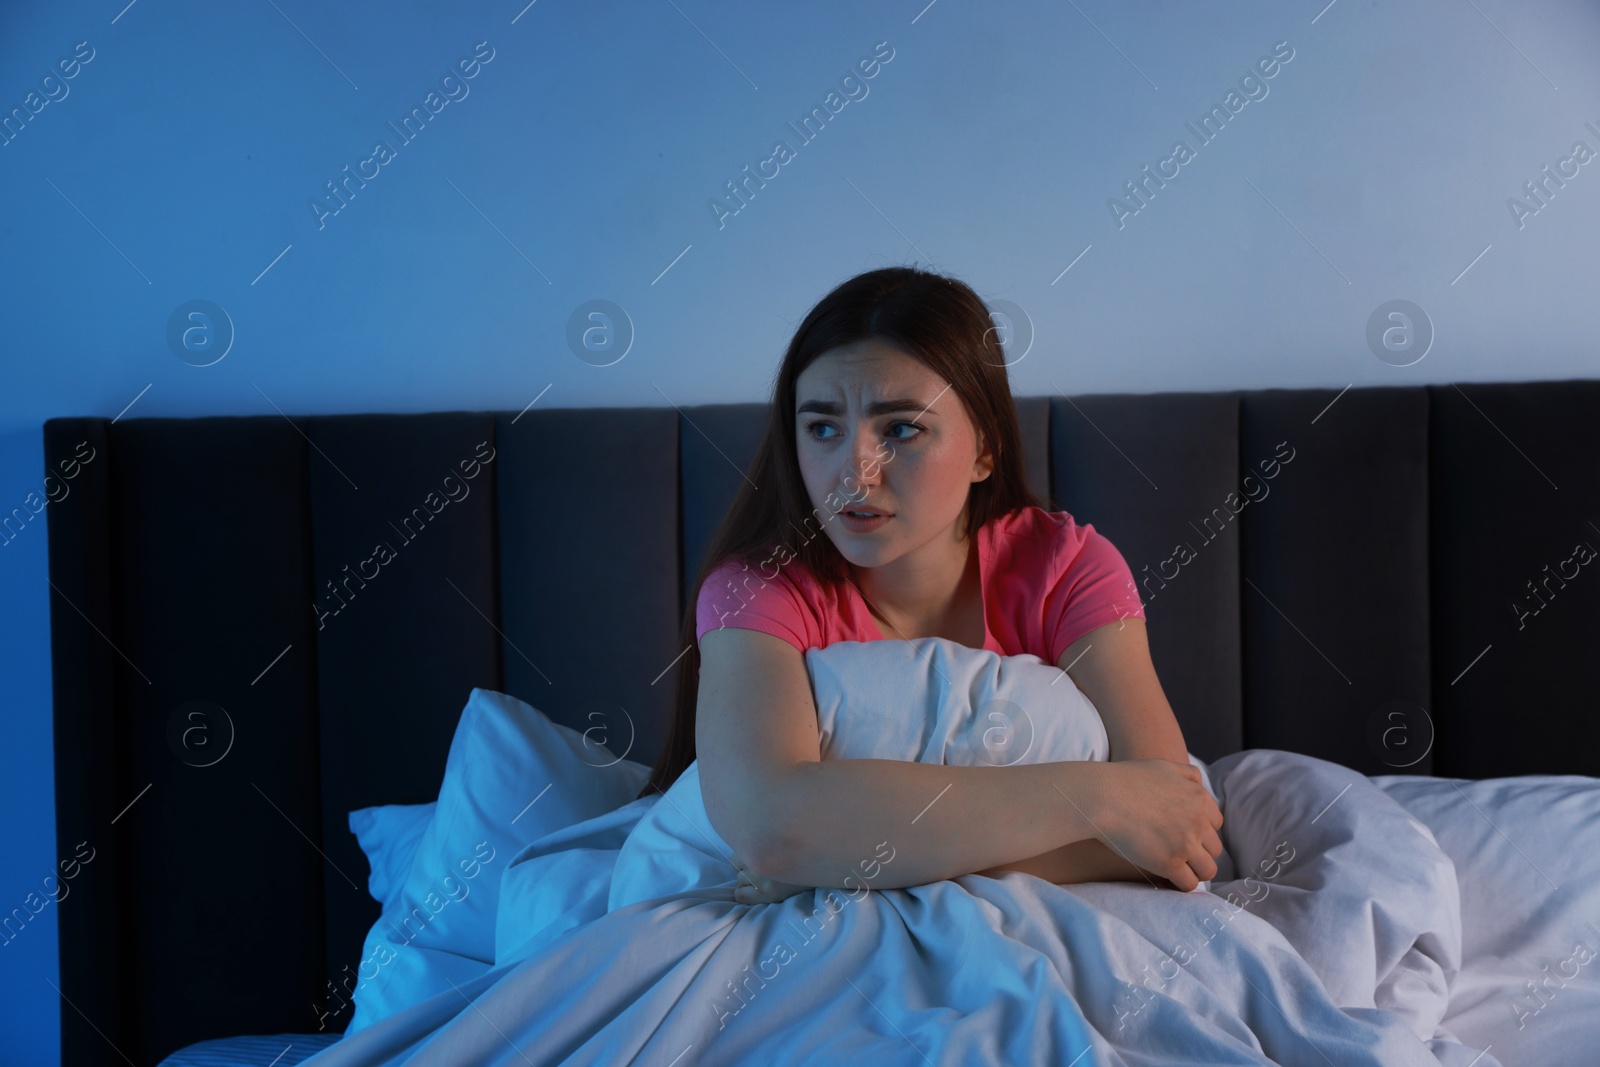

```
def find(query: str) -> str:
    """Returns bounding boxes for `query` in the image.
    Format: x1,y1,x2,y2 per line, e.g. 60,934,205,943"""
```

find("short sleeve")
1046,525,1146,664
695,557,812,654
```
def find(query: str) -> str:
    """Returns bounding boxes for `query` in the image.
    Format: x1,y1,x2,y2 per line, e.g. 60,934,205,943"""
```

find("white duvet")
301,638,1600,1066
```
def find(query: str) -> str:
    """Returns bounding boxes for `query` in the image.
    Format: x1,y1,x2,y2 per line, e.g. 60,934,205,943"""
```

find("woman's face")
793,338,994,569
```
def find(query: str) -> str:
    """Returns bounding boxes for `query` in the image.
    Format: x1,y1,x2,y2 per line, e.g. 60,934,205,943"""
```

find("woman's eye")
803,420,922,441
804,420,838,440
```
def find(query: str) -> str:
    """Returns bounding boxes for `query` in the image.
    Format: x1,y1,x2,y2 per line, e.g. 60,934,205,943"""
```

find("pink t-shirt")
694,505,1145,669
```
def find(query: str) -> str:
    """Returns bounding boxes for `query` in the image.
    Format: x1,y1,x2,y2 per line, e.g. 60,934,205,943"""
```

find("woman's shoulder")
702,552,823,597
988,504,1097,556
990,507,1144,660
696,551,854,654
699,551,822,623
988,505,1135,590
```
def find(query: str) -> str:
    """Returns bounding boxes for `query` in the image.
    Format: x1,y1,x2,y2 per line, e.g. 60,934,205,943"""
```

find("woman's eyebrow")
796,398,939,417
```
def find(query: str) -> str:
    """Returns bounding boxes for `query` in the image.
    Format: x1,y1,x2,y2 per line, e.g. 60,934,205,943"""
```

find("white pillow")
348,801,436,912
806,637,1110,765
347,687,650,1033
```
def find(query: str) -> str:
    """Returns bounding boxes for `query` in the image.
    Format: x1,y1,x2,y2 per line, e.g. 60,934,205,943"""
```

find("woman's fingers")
1167,863,1200,893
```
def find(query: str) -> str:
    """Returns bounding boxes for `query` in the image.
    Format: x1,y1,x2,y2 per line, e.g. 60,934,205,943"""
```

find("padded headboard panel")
44,379,1600,1064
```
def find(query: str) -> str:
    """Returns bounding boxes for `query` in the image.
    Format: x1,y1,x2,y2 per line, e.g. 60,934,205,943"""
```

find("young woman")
638,266,1223,905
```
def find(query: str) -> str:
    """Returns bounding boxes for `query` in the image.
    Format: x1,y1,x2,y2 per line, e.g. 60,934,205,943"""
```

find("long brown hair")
637,265,1047,798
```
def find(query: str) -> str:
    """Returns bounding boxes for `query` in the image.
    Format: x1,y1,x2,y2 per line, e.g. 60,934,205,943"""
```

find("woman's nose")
847,428,883,484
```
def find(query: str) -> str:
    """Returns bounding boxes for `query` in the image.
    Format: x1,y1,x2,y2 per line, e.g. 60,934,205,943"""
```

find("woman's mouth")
838,509,892,533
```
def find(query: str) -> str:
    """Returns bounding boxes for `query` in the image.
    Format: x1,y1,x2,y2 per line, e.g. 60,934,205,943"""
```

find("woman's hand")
1092,759,1224,892
730,850,812,905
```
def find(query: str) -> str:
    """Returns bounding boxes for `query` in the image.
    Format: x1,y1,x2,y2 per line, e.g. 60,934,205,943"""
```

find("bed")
43,379,1600,1065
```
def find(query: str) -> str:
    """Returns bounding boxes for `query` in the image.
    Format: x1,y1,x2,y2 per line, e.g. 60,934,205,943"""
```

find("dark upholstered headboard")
46,379,1600,1065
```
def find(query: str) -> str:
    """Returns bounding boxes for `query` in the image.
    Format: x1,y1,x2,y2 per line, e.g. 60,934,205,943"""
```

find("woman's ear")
973,430,996,482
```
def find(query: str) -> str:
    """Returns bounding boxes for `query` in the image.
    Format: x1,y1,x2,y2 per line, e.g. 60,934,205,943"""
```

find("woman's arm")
1061,617,1190,765
699,627,1117,890
975,837,1163,886
981,618,1202,887
760,757,1119,888
697,626,1220,892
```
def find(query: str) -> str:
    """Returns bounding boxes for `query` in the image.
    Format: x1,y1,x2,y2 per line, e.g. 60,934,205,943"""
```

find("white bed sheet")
292,639,1600,1065
1372,772,1600,1066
